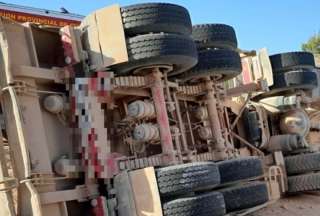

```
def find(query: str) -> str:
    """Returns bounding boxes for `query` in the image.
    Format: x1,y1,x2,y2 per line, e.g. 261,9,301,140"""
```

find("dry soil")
254,192,320,216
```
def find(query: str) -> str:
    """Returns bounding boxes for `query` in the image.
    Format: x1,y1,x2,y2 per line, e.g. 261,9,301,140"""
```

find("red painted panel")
0,9,81,27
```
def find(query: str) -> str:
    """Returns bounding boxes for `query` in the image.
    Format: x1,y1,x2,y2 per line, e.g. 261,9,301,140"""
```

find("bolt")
91,199,98,207
65,56,72,64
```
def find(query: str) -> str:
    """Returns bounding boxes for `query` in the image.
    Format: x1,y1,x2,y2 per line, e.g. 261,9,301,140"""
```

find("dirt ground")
254,192,320,216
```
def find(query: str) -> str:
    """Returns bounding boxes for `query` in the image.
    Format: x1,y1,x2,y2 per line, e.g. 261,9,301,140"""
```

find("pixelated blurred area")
70,72,118,178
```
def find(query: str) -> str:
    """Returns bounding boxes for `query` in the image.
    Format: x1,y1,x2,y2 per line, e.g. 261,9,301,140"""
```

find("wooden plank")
258,48,274,86
95,4,128,67
80,5,128,70
12,65,64,83
129,167,163,216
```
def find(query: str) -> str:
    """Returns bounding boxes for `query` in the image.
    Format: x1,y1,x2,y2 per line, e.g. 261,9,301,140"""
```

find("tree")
302,33,320,54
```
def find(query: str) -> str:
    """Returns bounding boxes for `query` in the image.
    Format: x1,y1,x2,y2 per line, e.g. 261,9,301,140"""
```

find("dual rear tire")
111,3,198,75
253,51,317,101
285,153,320,193
158,158,267,216
114,5,243,81
171,24,242,82
111,33,198,75
174,49,242,82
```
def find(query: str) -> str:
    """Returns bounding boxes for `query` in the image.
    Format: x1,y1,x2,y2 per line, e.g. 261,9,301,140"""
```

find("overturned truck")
0,3,319,216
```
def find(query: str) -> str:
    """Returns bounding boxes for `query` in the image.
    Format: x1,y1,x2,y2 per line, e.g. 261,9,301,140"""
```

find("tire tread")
217,157,263,184
121,3,192,35
269,52,315,72
163,191,226,216
156,162,220,196
285,152,320,175
192,24,237,49
288,173,320,193
220,182,269,212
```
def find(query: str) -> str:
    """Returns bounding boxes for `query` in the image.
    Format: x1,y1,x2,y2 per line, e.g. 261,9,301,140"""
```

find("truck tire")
271,69,317,90
156,162,220,196
111,33,198,75
285,152,320,175
288,173,320,193
252,69,318,101
219,182,269,212
192,24,238,50
270,52,315,72
217,157,263,184
174,49,241,82
121,3,192,36
163,191,226,216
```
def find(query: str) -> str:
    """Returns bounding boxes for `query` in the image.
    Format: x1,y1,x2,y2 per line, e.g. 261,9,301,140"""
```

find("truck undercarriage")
0,3,319,216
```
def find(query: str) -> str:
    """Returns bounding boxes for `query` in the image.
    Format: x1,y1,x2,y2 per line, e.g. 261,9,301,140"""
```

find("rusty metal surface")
148,70,176,164
178,83,206,96
205,79,226,151
113,76,147,88
118,155,164,171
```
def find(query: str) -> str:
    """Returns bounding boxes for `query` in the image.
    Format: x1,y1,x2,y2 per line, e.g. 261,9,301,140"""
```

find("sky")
7,0,320,54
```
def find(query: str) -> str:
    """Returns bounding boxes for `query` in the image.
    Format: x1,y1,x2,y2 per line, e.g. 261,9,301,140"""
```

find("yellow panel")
258,48,274,86
80,4,128,70
129,167,163,216
95,4,128,67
